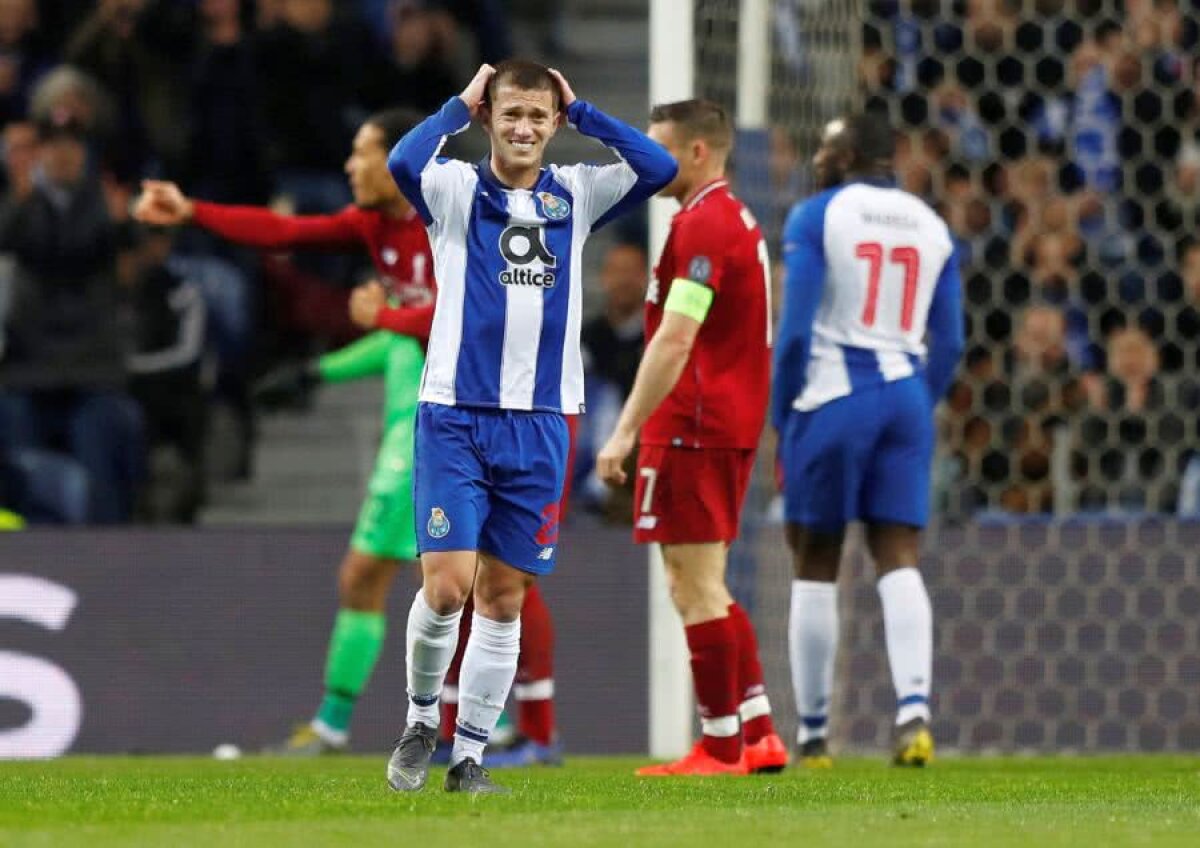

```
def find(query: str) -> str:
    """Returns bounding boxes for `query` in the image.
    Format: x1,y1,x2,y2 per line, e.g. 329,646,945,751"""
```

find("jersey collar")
683,178,728,211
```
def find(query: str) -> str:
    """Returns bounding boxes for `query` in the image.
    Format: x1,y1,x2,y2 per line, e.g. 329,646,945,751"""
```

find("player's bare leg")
637,543,747,776
866,523,934,766
442,553,528,794
786,524,844,768
388,551,474,792
271,550,402,756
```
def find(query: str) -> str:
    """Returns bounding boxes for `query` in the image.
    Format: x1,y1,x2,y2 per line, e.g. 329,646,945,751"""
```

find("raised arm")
773,199,827,432
387,65,490,224
923,246,965,402
135,180,362,251
548,69,677,231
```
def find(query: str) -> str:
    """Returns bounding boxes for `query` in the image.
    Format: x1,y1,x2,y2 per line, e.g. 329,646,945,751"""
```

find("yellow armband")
664,278,714,323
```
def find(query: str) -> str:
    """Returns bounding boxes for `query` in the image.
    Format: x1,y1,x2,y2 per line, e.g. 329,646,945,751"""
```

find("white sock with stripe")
789,580,838,744
877,567,933,725
405,590,462,729
451,613,521,768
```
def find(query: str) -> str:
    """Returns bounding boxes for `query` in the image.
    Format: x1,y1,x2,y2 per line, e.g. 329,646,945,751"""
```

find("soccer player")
774,113,964,768
596,100,786,777
133,108,560,759
385,60,675,794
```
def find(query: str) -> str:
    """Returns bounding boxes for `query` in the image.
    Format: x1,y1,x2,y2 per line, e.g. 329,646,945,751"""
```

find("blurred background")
1,0,1198,759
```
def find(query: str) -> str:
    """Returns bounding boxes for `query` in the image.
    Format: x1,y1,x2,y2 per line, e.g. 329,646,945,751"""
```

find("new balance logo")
636,515,658,530
537,547,554,561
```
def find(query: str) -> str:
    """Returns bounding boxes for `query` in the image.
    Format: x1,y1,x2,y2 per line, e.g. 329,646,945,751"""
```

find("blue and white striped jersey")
388,96,676,413
773,178,964,428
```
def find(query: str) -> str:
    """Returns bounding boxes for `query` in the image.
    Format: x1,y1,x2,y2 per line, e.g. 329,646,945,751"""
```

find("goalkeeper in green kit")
135,109,561,759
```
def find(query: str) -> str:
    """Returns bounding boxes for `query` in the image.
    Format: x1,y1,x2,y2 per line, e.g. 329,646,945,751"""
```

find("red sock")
439,596,473,743
684,616,741,763
728,602,776,744
515,584,556,745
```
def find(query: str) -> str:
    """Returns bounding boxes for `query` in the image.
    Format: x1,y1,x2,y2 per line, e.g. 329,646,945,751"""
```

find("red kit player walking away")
134,108,561,763
598,100,786,776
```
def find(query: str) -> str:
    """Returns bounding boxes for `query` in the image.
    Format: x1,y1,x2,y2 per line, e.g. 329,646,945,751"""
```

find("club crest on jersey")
537,192,571,221
498,224,558,288
688,255,713,283
427,507,450,539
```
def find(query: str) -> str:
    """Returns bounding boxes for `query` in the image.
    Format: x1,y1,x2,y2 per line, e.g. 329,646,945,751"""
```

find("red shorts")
632,445,756,544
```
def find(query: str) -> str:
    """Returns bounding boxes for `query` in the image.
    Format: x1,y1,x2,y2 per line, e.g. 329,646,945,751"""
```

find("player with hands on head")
134,107,561,761
384,60,675,795
775,112,964,769
597,99,786,777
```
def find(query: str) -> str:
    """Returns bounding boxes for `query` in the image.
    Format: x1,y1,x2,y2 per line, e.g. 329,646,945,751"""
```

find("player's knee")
665,567,726,619
474,582,525,622
423,573,471,615
338,553,397,611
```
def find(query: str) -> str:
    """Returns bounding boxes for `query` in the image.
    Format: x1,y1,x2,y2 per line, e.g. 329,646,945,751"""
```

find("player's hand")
349,280,387,329
459,63,496,117
547,68,576,108
134,180,193,226
597,429,636,487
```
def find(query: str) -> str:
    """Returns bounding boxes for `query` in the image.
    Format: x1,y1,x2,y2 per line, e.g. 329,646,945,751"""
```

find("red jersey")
641,179,771,450
191,202,437,337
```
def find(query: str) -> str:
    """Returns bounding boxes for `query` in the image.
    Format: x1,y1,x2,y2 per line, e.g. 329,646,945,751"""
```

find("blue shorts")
413,402,569,575
781,377,934,532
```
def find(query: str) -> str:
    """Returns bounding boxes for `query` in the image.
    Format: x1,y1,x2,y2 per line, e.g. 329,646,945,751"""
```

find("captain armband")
664,278,715,323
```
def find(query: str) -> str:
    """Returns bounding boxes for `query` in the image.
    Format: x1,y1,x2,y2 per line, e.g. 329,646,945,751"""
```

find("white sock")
404,590,463,728
451,613,521,767
789,580,838,744
877,567,933,726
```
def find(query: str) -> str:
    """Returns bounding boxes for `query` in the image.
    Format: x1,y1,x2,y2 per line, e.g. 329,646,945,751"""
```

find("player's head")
481,59,562,177
647,99,733,201
347,107,422,209
813,111,896,189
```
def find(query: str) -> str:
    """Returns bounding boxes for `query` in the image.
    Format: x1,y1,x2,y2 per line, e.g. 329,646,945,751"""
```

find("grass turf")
1,755,1198,847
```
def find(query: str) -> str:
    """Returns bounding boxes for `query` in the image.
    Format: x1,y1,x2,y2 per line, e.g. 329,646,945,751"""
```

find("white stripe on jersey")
499,192,544,409
794,182,951,412
796,338,851,412
419,163,479,406
559,206,587,412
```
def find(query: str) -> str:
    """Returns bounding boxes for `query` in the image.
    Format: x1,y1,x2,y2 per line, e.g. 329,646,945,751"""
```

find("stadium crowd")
861,0,1200,516
3,0,1196,526
0,0,575,525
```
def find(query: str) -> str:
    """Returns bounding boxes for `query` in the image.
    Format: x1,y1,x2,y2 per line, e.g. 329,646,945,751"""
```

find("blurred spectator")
0,113,145,522
184,0,271,206
118,223,207,522
1,117,33,197
256,0,374,213
364,2,460,115
0,0,52,129
64,0,193,180
578,242,647,516
1078,326,1192,511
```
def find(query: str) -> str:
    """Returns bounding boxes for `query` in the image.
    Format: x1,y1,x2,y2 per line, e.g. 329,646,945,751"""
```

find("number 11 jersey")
781,180,956,413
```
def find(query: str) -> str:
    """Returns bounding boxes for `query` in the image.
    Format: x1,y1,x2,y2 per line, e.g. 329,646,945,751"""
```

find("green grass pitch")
2,755,1198,847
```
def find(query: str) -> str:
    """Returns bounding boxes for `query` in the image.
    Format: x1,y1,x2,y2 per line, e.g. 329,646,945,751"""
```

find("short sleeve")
671,212,729,293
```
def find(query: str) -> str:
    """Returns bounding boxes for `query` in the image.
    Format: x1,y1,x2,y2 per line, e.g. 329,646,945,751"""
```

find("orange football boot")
635,742,749,776
743,733,789,774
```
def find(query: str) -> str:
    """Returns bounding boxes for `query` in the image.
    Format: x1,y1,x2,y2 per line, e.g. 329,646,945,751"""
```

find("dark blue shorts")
413,402,569,575
780,377,934,532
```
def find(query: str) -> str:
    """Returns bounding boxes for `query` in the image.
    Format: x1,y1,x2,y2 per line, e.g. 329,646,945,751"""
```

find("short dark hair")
649,99,733,151
841,111,896,169
364,107,424,150
485,59,560,111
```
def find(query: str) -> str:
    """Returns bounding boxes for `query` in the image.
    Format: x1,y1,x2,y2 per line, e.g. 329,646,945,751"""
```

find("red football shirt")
191,202,437,334
641,179,772,450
